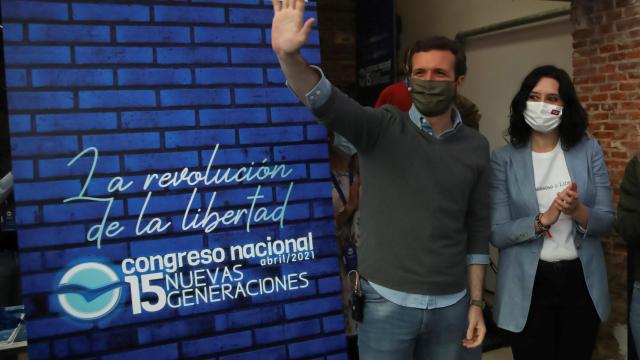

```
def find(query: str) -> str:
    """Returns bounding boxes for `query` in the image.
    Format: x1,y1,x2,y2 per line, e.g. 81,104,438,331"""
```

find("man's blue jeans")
358,279,468,360
631,281,640,358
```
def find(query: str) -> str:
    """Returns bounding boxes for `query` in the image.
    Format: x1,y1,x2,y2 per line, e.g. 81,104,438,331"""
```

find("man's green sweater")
313,86,490,295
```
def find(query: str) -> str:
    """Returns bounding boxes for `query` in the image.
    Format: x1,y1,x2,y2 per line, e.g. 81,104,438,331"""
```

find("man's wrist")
274,47,300,57
469,299,486,309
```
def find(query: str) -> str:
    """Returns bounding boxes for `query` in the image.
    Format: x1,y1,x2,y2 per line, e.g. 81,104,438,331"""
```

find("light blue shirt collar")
408,104,463,138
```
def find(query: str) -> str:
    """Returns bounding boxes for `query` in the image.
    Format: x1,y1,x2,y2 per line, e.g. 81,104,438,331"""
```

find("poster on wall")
2,0,347,359
356,0,395,106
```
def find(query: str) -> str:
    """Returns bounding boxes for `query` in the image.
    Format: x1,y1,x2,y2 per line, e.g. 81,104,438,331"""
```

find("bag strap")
330,172,350,206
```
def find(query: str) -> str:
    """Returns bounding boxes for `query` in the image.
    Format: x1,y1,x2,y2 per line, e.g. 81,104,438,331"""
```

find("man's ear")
455,75,465,88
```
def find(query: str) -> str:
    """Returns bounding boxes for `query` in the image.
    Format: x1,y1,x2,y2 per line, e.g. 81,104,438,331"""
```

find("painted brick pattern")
2,0,345,359
572,0,640,358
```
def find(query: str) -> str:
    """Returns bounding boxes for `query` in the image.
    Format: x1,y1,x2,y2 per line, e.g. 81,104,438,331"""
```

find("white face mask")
524,101,563,133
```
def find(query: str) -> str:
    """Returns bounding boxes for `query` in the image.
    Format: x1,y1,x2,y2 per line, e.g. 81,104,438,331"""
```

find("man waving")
271,1,490,358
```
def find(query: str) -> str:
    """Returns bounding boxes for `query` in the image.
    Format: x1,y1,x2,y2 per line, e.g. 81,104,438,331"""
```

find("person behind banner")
329,131,361,359
616,154,640,359
271,1,491,359
489,65,613,360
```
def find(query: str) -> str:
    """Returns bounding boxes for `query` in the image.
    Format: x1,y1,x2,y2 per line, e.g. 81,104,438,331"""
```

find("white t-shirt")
532,142,578,262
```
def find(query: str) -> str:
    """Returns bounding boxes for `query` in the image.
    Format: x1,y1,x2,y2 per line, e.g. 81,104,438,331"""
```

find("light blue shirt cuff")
285,65,332,109
467,254,490,265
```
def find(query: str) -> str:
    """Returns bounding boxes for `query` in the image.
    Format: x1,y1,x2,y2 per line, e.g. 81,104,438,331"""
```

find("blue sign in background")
2,0,346,358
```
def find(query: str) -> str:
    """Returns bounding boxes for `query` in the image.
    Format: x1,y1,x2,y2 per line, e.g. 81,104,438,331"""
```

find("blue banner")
2,1,346,358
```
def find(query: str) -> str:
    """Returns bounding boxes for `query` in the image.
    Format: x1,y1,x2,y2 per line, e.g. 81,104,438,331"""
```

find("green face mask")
408,78,456,117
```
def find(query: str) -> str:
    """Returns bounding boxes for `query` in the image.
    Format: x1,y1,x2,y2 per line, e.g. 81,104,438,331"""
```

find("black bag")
349,271,364,321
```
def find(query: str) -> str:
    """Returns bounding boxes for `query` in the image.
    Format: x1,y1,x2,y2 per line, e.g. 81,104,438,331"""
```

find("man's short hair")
407,36,467,79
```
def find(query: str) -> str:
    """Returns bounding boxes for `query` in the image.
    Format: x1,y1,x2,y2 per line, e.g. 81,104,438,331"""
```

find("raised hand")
271,0,316,56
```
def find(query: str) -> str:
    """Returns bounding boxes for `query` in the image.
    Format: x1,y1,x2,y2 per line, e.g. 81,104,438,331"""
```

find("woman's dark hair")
408,36,467,79
508,65,588,150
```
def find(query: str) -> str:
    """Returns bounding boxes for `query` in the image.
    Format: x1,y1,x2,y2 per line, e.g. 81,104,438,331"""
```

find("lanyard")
330,171,352,206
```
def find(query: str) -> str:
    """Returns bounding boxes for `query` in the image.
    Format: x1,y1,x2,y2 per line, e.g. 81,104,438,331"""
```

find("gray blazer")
489,136,613,332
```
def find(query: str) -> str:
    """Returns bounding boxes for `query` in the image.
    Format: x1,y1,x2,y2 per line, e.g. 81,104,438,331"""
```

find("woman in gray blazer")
490,65,613,360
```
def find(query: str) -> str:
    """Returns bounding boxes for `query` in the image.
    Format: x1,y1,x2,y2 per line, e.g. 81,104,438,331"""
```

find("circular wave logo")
57,262,122,320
